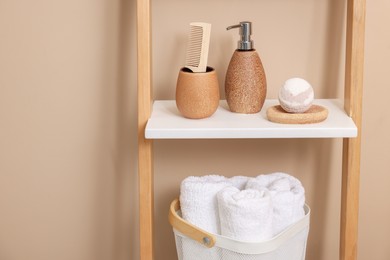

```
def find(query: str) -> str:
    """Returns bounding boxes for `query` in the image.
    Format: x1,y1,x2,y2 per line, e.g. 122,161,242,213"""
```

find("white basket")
169,199,310,260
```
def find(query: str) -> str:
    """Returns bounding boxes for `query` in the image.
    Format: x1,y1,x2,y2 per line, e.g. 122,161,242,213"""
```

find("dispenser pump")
227,21,253,50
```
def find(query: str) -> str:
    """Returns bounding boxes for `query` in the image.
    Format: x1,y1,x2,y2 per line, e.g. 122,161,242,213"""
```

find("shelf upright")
341,0,366,259
137,0,154,258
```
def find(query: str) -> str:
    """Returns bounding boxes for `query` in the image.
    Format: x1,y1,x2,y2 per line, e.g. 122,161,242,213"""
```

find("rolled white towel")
229,175,250,190
246,172,305,235
180,175,231,234
180,175,231,260
246,172,290,191
217,186,274,242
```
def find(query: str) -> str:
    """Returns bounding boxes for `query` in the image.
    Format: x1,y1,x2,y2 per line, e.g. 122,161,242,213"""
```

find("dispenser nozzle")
226,21,253,50
226,24,242,31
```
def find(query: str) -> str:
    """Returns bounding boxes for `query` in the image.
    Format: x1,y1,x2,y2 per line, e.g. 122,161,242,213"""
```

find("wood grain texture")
341,0,366,259
137,0,154,259
266,105,328,124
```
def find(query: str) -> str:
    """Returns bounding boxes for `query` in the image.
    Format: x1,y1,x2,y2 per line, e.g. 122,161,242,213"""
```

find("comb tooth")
184,23,211,72
185,28,203,66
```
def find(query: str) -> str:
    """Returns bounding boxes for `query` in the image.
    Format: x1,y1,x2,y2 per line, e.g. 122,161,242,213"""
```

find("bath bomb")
278,78,314,113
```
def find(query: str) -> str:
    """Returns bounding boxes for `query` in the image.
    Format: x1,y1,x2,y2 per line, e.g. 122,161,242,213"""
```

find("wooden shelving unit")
136,0,366,259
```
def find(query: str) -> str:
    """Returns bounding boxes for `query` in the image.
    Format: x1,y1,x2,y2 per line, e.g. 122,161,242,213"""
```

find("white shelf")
145,99,357,139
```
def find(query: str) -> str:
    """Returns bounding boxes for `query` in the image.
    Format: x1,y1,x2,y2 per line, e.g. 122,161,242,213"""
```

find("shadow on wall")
94,0,138,260
307,0,346,259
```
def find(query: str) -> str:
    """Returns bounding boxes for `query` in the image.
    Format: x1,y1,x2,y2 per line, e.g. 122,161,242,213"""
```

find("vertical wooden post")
341,0,365,259
137,0,154,259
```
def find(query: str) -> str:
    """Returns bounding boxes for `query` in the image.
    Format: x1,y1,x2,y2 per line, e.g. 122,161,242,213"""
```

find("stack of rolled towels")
179,173,305,243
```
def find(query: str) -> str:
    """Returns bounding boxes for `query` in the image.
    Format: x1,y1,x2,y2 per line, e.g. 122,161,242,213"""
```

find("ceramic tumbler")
176,67,220,119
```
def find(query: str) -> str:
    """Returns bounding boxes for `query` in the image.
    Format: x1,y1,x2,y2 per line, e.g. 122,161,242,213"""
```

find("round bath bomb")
278,78,314,113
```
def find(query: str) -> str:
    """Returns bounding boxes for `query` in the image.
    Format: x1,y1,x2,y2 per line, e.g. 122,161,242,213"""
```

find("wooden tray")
267,105,328,124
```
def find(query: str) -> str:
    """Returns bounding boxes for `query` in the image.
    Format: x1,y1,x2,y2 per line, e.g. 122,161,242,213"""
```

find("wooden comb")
184,22,211,73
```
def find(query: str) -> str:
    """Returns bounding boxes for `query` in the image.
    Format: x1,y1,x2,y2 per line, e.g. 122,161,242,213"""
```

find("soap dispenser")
225,21,267,113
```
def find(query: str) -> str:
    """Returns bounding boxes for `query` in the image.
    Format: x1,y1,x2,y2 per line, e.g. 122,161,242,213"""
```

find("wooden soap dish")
267,104,328,124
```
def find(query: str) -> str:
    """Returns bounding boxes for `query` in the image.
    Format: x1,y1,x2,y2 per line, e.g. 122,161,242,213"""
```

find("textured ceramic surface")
225,50,267,113
176,67,220,119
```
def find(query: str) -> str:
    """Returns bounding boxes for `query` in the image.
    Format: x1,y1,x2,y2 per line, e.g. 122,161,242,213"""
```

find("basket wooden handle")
168,198,216,248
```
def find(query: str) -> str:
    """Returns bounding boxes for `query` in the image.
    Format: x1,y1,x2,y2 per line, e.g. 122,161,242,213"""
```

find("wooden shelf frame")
136,0,366,259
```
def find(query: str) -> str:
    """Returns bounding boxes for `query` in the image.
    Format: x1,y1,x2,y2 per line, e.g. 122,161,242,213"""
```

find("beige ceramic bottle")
225,21,267,113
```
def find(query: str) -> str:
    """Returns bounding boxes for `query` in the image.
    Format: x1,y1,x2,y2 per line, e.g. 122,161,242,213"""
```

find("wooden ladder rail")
341,0,366,259
137,0,153,258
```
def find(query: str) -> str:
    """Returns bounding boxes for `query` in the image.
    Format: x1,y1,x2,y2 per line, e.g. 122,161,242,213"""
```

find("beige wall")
0,0,388,260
